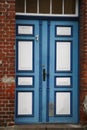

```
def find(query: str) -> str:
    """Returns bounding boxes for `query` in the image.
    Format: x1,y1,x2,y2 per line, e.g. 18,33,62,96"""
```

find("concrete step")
0,124,87,130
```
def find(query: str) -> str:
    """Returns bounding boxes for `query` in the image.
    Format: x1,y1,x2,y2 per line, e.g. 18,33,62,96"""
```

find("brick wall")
0,0,87,127
0,0,15,126
80,0,87,124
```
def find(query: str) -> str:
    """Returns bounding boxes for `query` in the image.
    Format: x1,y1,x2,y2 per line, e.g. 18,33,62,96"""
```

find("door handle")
43,68,47,81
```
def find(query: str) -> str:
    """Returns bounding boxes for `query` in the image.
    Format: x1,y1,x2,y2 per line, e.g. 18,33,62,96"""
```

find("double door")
15,19,79,124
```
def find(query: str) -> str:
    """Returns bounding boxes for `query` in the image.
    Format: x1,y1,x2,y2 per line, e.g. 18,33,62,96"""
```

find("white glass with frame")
16,0,78,16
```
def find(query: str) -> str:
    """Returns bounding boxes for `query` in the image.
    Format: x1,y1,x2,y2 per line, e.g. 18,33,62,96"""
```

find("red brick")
80,0,87,124
0,0,15,126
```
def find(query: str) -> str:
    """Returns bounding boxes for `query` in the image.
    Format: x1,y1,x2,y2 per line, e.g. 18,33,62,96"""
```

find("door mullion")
41,21,48,122
39,21,42,122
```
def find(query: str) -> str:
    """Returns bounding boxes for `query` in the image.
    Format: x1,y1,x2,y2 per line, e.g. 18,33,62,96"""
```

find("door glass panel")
39,0,50,14
16,0,24,12
56,42,71,71
18,92,33,115
56,92,71,115
18,77,33,86
26,0,37,13
18,41,33,71
52,0,62,14
64,0,75,14
16,0,78,16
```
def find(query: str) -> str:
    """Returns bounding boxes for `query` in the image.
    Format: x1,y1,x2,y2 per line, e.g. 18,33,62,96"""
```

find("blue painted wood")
15,19,79,124
15,20,40,124
48,21,78,123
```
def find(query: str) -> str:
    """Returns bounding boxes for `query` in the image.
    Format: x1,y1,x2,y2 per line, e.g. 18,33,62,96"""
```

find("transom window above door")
16,0,78,16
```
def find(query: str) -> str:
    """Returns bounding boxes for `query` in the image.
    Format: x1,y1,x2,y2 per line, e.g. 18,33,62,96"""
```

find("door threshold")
14,124,83,128
0,124,86,130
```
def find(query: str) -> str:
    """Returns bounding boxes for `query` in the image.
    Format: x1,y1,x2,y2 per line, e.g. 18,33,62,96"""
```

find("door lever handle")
43,68,47,81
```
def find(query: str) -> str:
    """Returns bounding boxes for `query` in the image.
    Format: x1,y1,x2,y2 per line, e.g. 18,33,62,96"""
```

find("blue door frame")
15,18,79,124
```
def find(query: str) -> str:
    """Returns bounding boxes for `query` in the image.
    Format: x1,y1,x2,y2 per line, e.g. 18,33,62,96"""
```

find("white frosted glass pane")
56,77,70,86
18,41,33,71
56,27,71,36
56,92,70,115
18,26,33,35
18,77,33,85
18,92,32,115
56,42,71,71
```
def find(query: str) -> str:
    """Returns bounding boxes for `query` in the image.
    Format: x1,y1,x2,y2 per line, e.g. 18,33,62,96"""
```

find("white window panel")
18,77,33,86
56,27,71,36
18,26,33,35
56,92,71,115
18,41,33,71
56,42,71,71
56,77,71,86
18,92,33,115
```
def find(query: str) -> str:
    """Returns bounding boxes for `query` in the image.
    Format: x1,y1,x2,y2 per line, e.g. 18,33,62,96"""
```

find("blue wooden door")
15,19,79,124
15,20,40,124
48,21,78,123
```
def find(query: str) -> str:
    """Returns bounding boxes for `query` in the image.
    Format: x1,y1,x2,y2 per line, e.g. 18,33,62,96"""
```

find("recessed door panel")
18,92,33,115
56,92,71,115
18,77,33,86
16,19,78,124
56,77,71,86
18,25,33,35
18,41,33,71
56,42,71,71
56,26,72,36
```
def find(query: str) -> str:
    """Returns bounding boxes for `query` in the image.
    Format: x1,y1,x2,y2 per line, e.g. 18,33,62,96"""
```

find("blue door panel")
15,19,79,124
15,20,40,124
48,21,78,123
